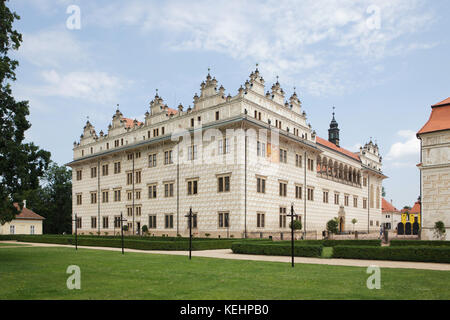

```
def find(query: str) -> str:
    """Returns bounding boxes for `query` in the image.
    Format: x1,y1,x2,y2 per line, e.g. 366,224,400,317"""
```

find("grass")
0,246,449,300
0,242,27,247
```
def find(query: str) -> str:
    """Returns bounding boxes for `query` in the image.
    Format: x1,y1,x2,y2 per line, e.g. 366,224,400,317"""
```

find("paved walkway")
1,240,449,271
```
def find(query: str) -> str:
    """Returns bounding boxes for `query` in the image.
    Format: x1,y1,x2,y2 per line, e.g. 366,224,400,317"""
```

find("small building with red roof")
417,97,450,240
381,198,401,230
0,201,44,235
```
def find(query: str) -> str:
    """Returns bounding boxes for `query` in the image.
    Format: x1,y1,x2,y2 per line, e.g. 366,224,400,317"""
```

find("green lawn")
0,246,449,299
0,242,27,246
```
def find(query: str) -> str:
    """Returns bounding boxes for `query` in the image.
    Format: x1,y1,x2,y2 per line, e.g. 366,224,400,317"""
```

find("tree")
351,218,357,231
19,163,72,234
327,218,339,234
382,186,386,197
434,221,446,240
142,225,148,234
289,219,302,231
0,1,50,224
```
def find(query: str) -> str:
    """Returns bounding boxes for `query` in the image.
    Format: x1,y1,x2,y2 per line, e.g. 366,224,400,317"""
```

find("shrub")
290,219,302,231
332,245,450,263
327,218,339,234
271,239,381,247
434,221,446,240
142,225,148,234
390,240,450,247
232,242,322,257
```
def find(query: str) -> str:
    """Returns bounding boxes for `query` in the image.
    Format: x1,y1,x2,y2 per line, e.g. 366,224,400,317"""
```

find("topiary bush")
332,245,450,263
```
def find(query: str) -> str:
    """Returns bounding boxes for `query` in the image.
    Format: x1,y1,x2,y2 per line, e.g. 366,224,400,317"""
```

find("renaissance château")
68,67,385,238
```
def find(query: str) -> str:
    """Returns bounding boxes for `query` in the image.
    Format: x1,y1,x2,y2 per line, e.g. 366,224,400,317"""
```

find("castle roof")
13,203,45,220
417,97,450,135
122,118,144,128
382,198,398,213
316,136,360,161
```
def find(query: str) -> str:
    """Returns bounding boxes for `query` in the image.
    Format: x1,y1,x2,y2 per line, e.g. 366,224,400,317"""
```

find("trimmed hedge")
332,245,450,263
272,239,381,247
390,240,450,247
0,235,237,250
231,242,322,257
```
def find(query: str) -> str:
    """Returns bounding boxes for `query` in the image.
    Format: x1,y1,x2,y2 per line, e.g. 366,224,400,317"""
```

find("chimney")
23,200,27,208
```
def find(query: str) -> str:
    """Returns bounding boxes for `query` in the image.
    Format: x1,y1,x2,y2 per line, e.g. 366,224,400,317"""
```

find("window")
102,216,109,229
91,217,97,229
30,225,35,235
102,164,109,176
279,182,287,197
136,206,142,217
165,214,174,229
149,215,157,229
114,162,121,174
114,216,121,228
307,188,314,201
218,138,230,155
257,177,266,193
136,190,141,200
363,177,367,187
279,149,287,163
164,150,173,164
76,170,82,181
334,193,340,205
257,141,266,157
10,225,15,234
344,195,349,206
114,139,119,147
76,217,82,229
127,207,133,217
149,153,157,167
102,191,109,203
188,145,197,160
164,182,174,198
307,159,314,171
161,127,165,135
91,167,97,178
153,128,159,137
323,191,329,203
191,214,198,229
257,213,265,228
76,193,82,205
218,212,229,228
216,111,220,121
279,207,287,228
363,198,367,209
127,172,133,185
187,179,198,195
218,175,230,193
370,220,373,226
353,196,358,208
114,189,121,202
191,118,194,127
295,185,302,199
376,220,379,227
135,170,141,184
127,191,133,201
295,154,302,167
90,192,97,204
148,184,157,199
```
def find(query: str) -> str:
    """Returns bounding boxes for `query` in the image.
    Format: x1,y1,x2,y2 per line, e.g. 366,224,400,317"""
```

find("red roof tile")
410,201,421,214
167,108,178,116
382,198,398,213
13,203,45,220
316,136,360,161
417,97,450,135
122,118,143,128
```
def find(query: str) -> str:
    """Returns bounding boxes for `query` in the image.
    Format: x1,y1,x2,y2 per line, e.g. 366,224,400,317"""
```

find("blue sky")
8,0,450,208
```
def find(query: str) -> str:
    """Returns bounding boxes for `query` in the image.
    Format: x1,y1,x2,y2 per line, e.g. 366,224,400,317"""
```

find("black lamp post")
185,207,193,260
72,213,78,251
287,203,298,268
120,212,127,255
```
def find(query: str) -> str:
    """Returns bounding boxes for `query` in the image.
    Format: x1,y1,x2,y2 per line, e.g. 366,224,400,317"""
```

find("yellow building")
397,200,421,235
0,202,44,235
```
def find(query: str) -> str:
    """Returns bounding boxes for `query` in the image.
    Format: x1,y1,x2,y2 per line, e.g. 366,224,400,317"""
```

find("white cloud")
27,70,127,103
85,0,436,95
386,130,420,161
19,29,89,68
